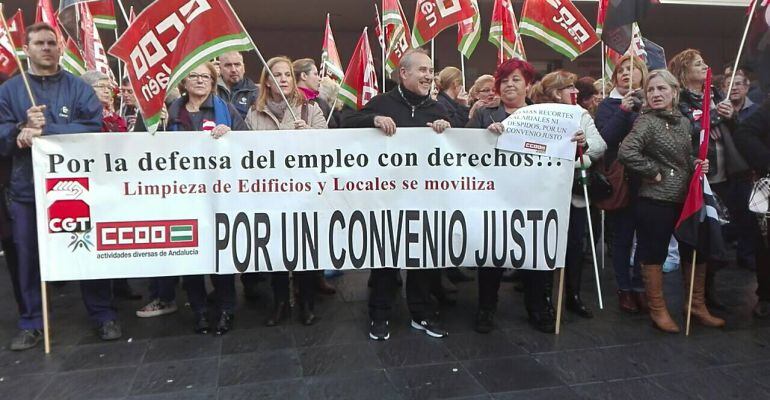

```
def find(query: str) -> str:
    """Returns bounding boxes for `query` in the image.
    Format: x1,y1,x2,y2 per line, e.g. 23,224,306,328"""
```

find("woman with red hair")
466,59,560,334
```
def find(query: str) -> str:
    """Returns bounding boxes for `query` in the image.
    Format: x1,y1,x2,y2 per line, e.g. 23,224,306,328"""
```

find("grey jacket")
619,109,696,204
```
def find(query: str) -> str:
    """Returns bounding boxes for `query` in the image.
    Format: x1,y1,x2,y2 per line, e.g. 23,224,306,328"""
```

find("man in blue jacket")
0,23,121,350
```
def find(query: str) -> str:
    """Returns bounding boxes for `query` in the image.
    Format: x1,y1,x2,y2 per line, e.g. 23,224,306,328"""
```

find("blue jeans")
608,205,644,291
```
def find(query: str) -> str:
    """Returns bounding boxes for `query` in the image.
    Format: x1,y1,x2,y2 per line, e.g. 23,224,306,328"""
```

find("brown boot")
633,291,649,313
617,290,639,313
683,263,725,328
641,264,680,333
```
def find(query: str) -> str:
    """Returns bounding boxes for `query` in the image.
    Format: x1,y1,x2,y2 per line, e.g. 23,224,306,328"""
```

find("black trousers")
565,206,588,296
478,268,503,311
520,270,551,313
184,274,235,315
271,271,317,304
368,269,438,321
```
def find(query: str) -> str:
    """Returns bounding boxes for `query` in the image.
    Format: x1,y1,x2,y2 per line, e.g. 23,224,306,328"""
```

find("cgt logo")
96,220,199,251
46,178,91,233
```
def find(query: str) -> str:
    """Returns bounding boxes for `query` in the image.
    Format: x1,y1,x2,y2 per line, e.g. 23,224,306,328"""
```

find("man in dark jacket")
733,98,770,318
344,48,451,341
217,51,259,119
0,23,120,350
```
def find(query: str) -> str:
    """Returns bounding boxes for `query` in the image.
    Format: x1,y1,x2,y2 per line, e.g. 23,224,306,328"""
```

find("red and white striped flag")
321,14,344,81
338,28,378,110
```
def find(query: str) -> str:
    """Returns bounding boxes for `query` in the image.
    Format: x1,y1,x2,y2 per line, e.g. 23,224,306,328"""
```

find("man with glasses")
0,23,112,350
723,71,760,123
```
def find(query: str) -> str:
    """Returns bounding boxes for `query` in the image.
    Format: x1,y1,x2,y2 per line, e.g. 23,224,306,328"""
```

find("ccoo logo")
46,178,91,234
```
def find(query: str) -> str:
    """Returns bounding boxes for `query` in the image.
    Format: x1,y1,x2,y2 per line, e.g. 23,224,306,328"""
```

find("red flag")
321,14,344,81
675,69,727,260
375,13,385,50
109,0,252,133
7,9,25,59
383,0,411,74
519,0,599,60
338,28,378,110
489,0,526,64
88,0,117,30
36,0,58,28
411,0,474,47
0,15,18,77
597,0,608,35
79,4,111,77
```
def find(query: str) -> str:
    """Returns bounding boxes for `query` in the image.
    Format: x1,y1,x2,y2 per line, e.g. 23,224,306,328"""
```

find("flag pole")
725,0,759,98
224,1,298,122
460,54,466,89
555,267,566,334
0,7,36,106
326,98,337,126
685,251,697,336
600,42,606,97
376,3,386,92
116,0,130,25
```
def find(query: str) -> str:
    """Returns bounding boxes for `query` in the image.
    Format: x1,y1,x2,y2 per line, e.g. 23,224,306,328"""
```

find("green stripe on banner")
338,82,359,110
411,30,426,48
93,16,117,30
519,18,580,60
171,226,192,233
169,33,253,97
171,236,193,242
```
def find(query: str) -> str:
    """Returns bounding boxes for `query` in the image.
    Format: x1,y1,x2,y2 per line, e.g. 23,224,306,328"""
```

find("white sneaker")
136,299,178,318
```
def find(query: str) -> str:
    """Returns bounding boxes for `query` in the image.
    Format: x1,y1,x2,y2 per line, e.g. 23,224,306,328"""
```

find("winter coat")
619,109,697,204
246,101,327,131
436,91,469,128
0,69,102,203
343,85,449,129
217,77,260,119
733,98,770,174
167,94,248,132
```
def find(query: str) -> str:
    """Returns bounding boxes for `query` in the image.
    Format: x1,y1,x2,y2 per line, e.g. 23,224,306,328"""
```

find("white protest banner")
496,103,583,160
32,128,574,281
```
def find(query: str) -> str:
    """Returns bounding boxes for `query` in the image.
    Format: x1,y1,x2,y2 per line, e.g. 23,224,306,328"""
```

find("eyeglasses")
188,73,212,81
478,88,494,93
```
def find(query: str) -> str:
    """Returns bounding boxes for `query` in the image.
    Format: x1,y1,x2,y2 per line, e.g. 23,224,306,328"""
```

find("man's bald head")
219,51,245,87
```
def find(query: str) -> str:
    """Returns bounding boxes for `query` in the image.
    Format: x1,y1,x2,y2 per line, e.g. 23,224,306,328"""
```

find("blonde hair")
437,67,462,92
529,70,577,104
611,55,649,87
594,78,613,95
319,76,341,111
644,69,681,108
257,56,304,110
668,49,702,88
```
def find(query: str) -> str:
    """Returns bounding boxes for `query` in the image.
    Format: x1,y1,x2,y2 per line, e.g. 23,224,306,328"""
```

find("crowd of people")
0,22,768,351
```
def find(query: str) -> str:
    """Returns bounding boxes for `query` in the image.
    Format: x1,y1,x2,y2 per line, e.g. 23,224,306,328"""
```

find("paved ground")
1,256,770,400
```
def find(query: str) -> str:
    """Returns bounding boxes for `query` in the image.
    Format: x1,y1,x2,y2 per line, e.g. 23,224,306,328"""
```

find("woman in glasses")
160,62,247,336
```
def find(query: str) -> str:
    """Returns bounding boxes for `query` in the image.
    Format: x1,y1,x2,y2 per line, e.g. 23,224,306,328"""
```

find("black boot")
193,313,210,334
265,302,288,327
300,302,317,326
215,312,234,335
705,264,725,310
474,309,495,334
565,294,594,319
528,311,556,333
